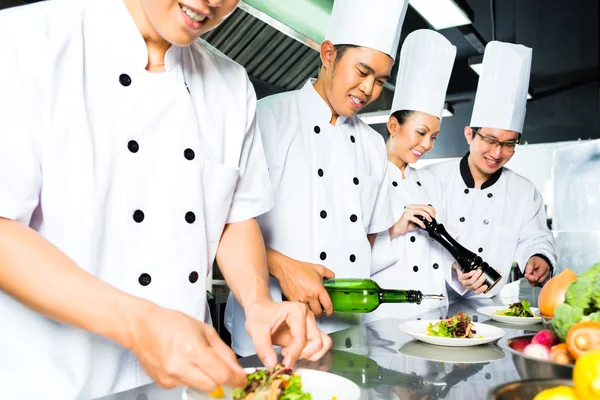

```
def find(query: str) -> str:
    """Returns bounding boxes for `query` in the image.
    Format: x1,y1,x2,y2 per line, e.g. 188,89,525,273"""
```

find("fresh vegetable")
554,304,585,342
550,343,575,365
495,299,535,317
533,386,577,400
538,268,578,317
566,321,600,360
427,312,476,338
510,337,531,353
573,349,600,399
209,386,225,398
524,343,551,360
231,365,312,400
565,268,597,311
552,263,600,341
532,330,559,348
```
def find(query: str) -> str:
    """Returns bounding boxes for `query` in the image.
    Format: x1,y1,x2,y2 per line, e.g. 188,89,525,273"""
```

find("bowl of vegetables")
500,262,600,380
498,331,574,380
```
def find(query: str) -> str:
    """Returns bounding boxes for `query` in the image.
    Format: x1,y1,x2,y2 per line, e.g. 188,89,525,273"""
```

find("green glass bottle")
323,278,444,313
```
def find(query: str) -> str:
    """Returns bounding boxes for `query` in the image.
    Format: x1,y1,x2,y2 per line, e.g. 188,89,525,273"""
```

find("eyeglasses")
472,128,520,153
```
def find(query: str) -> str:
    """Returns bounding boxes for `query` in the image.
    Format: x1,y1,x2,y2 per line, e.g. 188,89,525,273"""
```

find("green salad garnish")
231,365,312,400
495,300,535,317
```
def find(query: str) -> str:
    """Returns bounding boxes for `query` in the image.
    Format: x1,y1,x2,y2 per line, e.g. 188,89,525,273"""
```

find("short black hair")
317,44,359,73
386,110,417,139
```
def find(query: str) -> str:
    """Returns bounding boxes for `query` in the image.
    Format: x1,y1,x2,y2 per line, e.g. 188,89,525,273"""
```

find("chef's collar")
300,79,348,127
460,152,503,189
103,0,182,72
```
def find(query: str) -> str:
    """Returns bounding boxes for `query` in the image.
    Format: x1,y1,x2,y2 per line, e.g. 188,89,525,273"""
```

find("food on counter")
427,312,476,338
550,343,575,365
531,330,559,348
566,321,600,360
573,349,600,399
553,263,600,341
533,385,577,400
495,299,536,317
209,386,226,398
538,268,578,317
231,365,312,400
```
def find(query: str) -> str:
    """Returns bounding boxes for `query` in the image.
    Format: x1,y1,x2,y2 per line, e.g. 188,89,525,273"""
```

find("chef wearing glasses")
424,41,556,298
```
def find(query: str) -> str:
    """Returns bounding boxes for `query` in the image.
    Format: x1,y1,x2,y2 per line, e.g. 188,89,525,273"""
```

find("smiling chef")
424,41,556,298
226,0,409,357
0,0,331,398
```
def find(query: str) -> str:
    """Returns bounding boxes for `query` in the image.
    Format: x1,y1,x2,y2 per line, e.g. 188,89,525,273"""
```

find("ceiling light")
409,0,472,30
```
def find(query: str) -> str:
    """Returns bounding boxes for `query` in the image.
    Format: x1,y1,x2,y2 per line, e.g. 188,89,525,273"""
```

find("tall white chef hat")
390,29,457,119
325,0,409,61
470,41,532,133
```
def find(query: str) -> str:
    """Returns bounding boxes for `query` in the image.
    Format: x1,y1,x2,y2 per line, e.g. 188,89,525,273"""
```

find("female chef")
0,0,329,399
368,29,457,322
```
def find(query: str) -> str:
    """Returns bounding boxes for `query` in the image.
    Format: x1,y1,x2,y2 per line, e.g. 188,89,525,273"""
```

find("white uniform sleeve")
0,25,43,224
367,153,394,234
514,185,557,272
370,229,399,275
226,77,273,223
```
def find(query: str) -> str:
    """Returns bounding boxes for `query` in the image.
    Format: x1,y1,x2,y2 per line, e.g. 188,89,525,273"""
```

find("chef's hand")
389,204,436,239
524,256,551,287
244,300,332,368
130,305,247,392
272,254,335,318
453,263,501,295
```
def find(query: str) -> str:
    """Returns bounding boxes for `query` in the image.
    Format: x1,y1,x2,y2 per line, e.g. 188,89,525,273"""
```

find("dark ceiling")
2,0,598,157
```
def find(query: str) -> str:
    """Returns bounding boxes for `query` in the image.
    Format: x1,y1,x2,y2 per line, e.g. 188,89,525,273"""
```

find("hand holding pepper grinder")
416,215,502,294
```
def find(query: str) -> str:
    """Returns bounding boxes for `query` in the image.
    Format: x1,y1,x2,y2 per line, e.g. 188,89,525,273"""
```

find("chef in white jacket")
226,0,409,357
424,41,556,298
0,0,330,399
368,29,457,322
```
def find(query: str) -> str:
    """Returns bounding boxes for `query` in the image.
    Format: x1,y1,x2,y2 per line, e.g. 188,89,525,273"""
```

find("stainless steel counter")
97,280,543,400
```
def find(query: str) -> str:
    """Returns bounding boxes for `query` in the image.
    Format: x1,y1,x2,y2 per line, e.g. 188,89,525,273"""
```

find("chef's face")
137,0,239,46
320,42,393,118
387,111,440,164
465,126,519,175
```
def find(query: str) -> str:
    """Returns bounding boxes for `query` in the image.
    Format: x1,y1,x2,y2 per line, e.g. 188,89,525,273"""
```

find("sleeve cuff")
226,196,274,224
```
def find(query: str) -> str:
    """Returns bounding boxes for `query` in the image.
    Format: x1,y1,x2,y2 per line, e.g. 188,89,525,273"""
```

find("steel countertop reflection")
96,280,543,400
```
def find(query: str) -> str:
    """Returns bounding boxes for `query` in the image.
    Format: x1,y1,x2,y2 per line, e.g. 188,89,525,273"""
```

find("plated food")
478,302,542,326
186,367,360,400
230,365,310,400
399,313,504,347
427,312,477,338
495,300,535,318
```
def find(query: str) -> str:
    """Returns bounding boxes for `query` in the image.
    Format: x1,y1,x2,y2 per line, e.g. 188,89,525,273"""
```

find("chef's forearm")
217,218,271,308
0,218,149,350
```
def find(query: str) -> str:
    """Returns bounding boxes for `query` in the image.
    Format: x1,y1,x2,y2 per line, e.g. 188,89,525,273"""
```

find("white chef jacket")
423,153,556,298
226,79,394,356
0,0,272,398
367,164,452,322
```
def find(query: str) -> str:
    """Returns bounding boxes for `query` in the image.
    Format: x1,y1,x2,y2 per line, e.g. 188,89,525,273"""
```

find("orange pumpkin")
538,268,578,317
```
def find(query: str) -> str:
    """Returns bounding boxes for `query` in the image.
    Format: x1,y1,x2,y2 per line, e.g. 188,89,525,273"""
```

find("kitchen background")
1,0,598,341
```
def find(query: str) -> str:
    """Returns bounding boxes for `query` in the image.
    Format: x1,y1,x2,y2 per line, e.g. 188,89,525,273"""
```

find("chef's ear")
387,117,399,137
320,40,336,72
464,126,473,144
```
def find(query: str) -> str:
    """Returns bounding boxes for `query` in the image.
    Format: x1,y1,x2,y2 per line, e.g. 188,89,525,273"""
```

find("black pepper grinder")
416,216,502,294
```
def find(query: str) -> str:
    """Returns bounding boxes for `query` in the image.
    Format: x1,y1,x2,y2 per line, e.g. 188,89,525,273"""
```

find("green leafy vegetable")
495,300,535,317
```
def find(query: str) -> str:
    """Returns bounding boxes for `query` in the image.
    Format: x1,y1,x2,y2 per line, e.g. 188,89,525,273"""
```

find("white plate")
477,305,543,325
399,319,505,347
183,367,360,400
